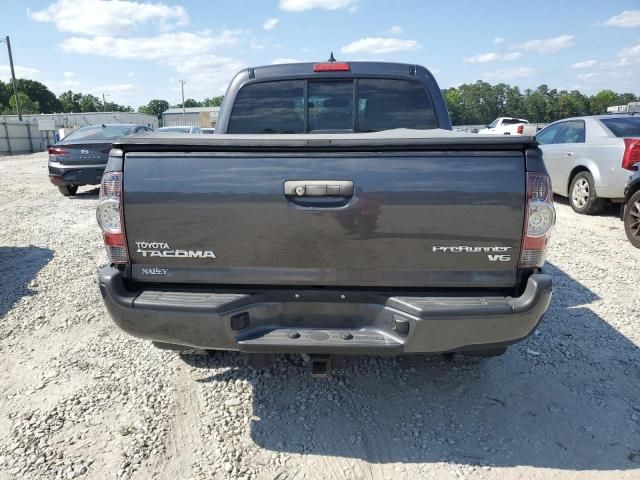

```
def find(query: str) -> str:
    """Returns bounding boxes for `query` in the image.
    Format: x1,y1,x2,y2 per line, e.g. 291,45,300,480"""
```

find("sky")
1,0,639,109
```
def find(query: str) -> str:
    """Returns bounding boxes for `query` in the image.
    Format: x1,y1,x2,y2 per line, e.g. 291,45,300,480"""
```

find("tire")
624,190,640,249
152,341,190,351
58,185,78,197
569,172,604,215
462,346,507,358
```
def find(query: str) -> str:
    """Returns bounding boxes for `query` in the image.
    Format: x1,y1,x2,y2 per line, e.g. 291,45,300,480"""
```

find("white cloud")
59,30,244,99
464,52,499,63
570,60,597,69
90,84,136,94
482,67,535,81
127,72,135,78
61,31,241,61
171,54,244,96
272,58,300,64
50,71,81,90
493,37,504,45
279,0,357,11
389,25,403,35
0,65,41,80
28,0,189,36
340,37,419,54
463,52,521,63
618,43,640,59
263,17,279,30
512,34,574,53
604,10,640,28
577,72,598,81
502,52,522,61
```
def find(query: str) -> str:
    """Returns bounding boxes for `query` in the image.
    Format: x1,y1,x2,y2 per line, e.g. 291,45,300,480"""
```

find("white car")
478,117,538,136
157,126,202,134
536,115,640,214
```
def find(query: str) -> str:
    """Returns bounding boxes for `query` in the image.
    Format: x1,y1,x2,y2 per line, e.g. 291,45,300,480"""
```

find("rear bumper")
48,163,105,186
99,266,552,355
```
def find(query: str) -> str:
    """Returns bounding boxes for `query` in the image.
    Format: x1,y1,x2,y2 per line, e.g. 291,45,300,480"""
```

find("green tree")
618,93,638,104
58,90,83,112
442,88,463,125
138,99,170,118
15,79,60,113
504,85,524,118
0,80,9,109
103,101,134,112
78,94,101,112
590,90,619,114
521,88,547,123
7,92,40,114
202,96,224,107
182,98,201,108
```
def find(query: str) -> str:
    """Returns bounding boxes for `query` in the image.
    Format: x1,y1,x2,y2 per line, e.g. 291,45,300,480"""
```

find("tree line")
136,96,224,119
442,82,638,126
1,77,637,125
0,79,134,115
0,78,225,121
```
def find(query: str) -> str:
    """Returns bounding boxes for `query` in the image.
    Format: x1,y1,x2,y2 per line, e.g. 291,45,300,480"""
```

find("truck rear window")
227,78,437,133
227,80,305,134
600,117,640,137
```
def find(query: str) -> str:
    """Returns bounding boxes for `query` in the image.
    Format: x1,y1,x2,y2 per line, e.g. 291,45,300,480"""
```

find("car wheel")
624,190,640,249
569,172,604,215
58,185,78,197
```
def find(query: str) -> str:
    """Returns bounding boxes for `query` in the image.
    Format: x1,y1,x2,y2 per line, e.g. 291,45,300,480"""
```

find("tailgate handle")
284,180,354,198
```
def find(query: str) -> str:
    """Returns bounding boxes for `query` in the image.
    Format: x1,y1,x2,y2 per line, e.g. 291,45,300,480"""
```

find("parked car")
202,128,216,134
97,61,554,374
623,171,640,248
536,115,640,214
157,126,202,134
478,117,537,136
48,123,152,196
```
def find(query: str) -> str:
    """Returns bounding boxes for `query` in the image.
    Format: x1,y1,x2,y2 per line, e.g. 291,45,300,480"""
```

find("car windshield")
59,125,135,143
159,127,191,133
600,117,640,137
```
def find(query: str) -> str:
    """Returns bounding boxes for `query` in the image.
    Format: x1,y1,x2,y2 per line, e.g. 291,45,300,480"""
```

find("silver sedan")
536,115,640,214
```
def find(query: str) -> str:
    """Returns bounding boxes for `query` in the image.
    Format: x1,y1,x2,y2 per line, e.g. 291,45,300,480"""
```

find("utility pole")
102,93,110,112
1,36,21,121
179,80,186,123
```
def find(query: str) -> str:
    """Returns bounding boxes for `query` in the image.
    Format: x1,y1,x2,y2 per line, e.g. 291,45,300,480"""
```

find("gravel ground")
0,152,639,480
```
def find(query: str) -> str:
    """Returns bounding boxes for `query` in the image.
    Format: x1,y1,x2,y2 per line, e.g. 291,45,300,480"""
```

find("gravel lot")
1,152,639,480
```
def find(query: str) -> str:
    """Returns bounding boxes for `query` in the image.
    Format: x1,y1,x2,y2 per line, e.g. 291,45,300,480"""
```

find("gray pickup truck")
97,61,554,373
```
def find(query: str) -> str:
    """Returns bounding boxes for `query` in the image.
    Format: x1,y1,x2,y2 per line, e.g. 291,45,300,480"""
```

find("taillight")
313,62,350,72
520,172,555,268
622,138,640,171
517,124,524,135
96,171,128,264
48,147,69,155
